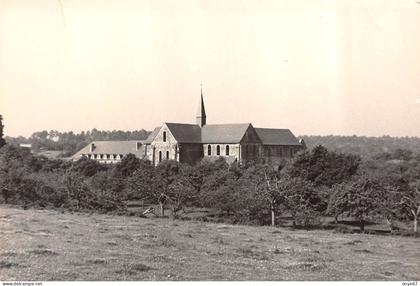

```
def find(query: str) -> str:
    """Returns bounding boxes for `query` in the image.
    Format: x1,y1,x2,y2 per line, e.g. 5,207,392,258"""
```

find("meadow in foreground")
0,205,419,281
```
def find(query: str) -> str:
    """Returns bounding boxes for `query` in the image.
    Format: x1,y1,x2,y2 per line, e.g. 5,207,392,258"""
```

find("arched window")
163,131,167,142
226,145,230,156
159,151,162,162
207,145,211,156
166,151,169,160
216,145,220,156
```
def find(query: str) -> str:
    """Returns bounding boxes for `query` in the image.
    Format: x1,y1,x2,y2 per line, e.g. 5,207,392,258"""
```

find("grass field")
0,205,419,281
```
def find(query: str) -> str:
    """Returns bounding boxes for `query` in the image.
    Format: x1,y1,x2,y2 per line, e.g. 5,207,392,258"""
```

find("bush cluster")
0,143,419,233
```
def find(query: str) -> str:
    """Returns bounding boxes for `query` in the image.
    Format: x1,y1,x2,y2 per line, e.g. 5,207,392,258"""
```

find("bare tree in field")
380,179,420,233
243,164,287,227
261,167,287,227
129,160,197,218
400,180,420,233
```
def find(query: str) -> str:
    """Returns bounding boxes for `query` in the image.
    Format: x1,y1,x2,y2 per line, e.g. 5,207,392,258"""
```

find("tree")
397,180,420,233
0,144,33,203
327,183,350,223
64,171,124,212
227,177,266,225
154,161,199,217
166,172,196,217
72,156,108,177
282,177,326,227
127,159,157,202
199,168,231,209
153,160,179,216
360,154,420,233
131,160,199,217
328,175,383,231
114,153,143,177
63,171,94,209
198,158,243,217
29,172,68,208
288,145,360,187
243,163,287,226
0,114,6,149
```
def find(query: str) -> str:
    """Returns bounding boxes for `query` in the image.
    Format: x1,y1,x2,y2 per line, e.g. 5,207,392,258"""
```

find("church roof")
71,140,145,159
144,127,160,144
165,123,202,143
201,123,252,143
254,128,301,146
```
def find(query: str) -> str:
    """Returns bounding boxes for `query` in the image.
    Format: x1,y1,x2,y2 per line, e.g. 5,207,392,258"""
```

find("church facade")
72,92,305,165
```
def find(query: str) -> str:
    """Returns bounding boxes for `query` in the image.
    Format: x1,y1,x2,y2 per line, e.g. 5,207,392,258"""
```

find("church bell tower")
196,86,207,127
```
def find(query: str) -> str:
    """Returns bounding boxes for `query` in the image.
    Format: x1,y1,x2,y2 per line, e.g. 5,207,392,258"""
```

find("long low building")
72,140,146,164
72,91,305,165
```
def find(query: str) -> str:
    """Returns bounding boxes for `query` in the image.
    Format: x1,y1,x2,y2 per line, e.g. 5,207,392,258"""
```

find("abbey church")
72,91,305,165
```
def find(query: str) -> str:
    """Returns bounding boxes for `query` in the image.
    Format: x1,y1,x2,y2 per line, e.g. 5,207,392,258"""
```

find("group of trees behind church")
1,136,419,234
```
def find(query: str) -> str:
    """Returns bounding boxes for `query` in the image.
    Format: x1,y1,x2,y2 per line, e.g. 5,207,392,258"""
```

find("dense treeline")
5,130,420,160
5,129,151,157
302,135,420,158
0,142,419,234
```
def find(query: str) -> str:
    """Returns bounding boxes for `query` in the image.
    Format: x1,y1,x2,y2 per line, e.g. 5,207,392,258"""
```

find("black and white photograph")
0,0,419,283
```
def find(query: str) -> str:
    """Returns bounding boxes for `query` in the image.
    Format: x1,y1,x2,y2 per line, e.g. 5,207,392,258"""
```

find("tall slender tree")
0,114,6,148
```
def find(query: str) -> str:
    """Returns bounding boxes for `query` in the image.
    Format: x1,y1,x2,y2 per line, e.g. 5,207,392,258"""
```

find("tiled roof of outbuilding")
201,123,252,143
71,140,145,160
254,128,301,146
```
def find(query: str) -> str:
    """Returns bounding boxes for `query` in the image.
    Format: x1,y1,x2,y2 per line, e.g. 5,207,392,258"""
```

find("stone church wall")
203,143,240,164
150,125,178,165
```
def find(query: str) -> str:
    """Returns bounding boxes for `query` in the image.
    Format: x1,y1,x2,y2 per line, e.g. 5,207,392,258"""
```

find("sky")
0,0,419,137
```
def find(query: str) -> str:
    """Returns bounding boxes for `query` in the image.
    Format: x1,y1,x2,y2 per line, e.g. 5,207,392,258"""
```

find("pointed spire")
196,84,207,127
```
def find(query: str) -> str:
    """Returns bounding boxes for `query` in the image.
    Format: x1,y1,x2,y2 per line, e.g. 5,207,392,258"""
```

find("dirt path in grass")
0,205,419,281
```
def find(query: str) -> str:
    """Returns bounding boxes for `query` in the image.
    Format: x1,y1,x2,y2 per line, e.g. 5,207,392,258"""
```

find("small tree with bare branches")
247,164,288,226
399,180,420,233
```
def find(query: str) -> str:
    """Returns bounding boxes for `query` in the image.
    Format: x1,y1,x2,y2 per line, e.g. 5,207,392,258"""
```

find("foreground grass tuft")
156,231,178,248
87,258,108,265
0,261,20,269
115,263,154,275
284,262,327,272
27,249,58,256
